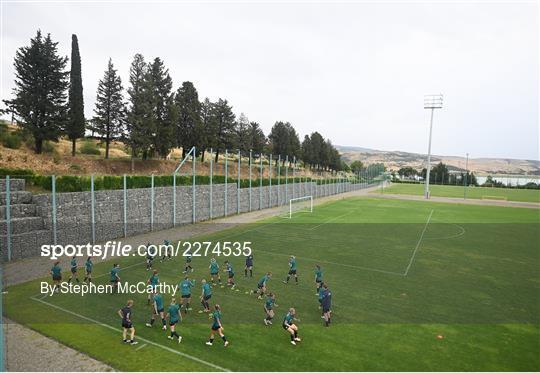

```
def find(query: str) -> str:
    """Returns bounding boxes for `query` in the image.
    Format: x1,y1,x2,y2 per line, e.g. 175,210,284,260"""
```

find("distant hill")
336,146,540,175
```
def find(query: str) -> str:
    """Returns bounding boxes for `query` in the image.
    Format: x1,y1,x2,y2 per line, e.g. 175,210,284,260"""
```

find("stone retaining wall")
2,181,352,260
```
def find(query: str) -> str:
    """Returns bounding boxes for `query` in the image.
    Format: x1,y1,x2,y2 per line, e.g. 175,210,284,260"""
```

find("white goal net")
281,195,313,219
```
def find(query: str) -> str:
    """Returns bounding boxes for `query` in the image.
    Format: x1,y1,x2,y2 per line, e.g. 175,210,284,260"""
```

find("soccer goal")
281,195,313,219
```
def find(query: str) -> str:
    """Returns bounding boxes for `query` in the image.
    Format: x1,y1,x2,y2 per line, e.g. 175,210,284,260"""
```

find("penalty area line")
30,296,230,372
403,209,434,277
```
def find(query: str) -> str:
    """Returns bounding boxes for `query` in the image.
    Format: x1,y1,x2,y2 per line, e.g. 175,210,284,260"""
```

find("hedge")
0,168,320,193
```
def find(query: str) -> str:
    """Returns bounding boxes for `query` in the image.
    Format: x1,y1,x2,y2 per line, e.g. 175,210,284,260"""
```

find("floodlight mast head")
424,94,443,109
423,94,443,199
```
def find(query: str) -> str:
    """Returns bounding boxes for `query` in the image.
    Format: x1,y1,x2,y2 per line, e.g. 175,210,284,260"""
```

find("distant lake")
475,175,540,186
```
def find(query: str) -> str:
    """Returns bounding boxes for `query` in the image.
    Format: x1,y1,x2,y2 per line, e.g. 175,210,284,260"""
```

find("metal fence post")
269,154,272,206
277,155,281,206
91,175,95,243
173,171,176,226
5,176,11,262
123,174,127,237
150,174,154,231
249,150,252,212
285,155,289,204
52,175,57,245
292,157,296,199
192,148,196,223
225,149,228,216
237,150,240,214
210,148,213,219
259,154,263,209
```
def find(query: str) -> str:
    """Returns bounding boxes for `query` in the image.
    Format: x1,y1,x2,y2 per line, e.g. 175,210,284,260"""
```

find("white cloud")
1,1,538,159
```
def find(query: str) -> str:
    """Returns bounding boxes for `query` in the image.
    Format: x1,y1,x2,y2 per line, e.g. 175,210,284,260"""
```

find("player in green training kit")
283,255,298,284
147,270,159,304
50,261,62,294
178,276,195,313
263,293,278,325
110,264,121,293
318,282,325,314
199,279,212,313
161,239,173,262
314,264,323,295
206,304,229,347
244,254,253,277
183,253,193,273
83,257,93,283
209,258,221,285
224,260,236,289
67,256,79,283
145,243,154,271
118,299,138,345
166,298,182,343
146,292,167,330
283,308,301,345
252,272,271,299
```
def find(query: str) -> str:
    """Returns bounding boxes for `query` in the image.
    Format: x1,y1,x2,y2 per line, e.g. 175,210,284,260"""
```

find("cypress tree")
92,58,125,159
3,30,68,153
67,34,85,156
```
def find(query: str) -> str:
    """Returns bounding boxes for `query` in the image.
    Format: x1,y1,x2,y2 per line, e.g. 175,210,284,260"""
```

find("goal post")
283,195,313,219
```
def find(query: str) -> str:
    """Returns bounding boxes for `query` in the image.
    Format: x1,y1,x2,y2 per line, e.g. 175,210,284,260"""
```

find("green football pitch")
3,197,539,371
380,183,540,203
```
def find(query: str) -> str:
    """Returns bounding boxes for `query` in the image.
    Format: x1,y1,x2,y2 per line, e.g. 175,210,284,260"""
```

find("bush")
42,141,55,153
2,132,22,149
69,164,83,172
0,167,35,177
80,141,101,155
52,150,61,164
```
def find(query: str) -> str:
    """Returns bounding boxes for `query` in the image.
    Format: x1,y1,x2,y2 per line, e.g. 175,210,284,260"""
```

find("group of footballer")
50,243,333,348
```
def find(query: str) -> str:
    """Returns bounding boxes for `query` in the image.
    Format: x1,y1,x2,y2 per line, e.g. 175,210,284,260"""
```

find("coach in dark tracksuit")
321,284,332,327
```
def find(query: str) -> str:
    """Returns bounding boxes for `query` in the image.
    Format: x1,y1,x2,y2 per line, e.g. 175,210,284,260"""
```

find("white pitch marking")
423,222,466,240
403,209,434,276
30,296,230,372
306,211,354,230
259,250,404,276
135,343,147,351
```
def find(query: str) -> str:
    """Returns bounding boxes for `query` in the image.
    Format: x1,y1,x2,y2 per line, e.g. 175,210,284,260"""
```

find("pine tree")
92,58,125,159
200,98,215,161
3,30,68,153
148,57,174,158
269,121,300,165
248,121,266,155
301,135,314,168
126,53,154,163
67,34,85,156
309,132,325,170
174,81,203,158
208,98,236,162
235,113,251,156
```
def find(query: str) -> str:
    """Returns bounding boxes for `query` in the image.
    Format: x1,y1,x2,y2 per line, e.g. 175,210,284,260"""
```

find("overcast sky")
1,1,538,160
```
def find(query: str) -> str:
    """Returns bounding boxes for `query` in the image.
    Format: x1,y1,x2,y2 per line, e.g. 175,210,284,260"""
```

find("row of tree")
3,30,345,171
393,163,478,186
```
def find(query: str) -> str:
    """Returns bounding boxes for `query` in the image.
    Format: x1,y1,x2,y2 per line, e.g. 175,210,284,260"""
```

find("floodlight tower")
423,94,443,199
